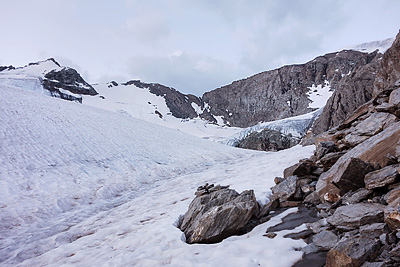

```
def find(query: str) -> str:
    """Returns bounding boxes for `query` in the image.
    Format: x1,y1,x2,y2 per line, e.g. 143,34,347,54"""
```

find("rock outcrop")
236,128,299,151
179,184,259,244
202,50,380,128
263,30,400,266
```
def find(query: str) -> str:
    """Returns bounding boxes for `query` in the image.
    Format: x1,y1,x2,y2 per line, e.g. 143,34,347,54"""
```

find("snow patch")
306,80,333,109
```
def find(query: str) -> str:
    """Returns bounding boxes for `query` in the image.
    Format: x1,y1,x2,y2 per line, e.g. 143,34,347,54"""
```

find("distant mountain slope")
344,37,395,54
202,50,380,128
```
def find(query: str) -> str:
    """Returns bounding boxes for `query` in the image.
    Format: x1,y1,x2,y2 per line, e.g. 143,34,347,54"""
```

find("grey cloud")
126,52,241,96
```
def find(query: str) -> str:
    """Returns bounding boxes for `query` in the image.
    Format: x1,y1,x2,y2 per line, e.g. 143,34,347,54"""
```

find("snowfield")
0,85,315,266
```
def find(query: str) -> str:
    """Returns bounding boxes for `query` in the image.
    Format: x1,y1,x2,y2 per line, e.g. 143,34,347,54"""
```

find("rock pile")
263,31,400,266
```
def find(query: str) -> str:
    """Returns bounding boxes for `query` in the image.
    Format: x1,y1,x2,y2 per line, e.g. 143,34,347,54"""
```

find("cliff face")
202,50,379,128
312,52,382,134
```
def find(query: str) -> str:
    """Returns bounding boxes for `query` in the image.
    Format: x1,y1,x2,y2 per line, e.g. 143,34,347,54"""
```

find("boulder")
312,231,339,250
330,157,373,195
326,235,381,267
236,128,299,151
364,164,400,189
341,188,373,205
327,203,385,230
180,187,259,244
283,161,317,179
389,87,400,105
270,176,301,202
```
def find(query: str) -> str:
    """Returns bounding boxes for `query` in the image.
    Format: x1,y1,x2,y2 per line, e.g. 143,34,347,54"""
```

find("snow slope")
84,82,243,142
345,37,395,54
0,84,315,266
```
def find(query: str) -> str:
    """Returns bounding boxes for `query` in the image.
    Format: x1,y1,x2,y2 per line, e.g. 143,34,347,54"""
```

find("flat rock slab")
312,231,339,250
364,164,400,189
327,203,385,230
326,235,381,267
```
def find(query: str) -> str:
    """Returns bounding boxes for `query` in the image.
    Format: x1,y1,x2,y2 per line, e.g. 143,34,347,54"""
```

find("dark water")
266,205,327,267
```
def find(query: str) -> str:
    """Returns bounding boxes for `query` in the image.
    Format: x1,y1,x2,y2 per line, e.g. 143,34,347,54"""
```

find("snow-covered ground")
0,84,315,266
344,37,395,54
83,82,243,143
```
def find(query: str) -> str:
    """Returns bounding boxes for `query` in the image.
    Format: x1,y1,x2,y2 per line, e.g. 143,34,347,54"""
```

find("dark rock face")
122,80,215,121
43,67,98,103
0,65,15,72
312,52,382,134
179,185,259,244
202,50,379,128
236,128,299,151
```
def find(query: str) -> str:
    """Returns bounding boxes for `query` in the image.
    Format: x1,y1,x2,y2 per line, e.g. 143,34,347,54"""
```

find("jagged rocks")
44,68,97,95
236,128,299,151
364,164,400,189
326,203,385,230
179,185,259,244
326,235,381,267
203,50,378,128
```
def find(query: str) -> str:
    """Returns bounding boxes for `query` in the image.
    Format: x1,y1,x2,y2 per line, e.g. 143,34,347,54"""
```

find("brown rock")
180,188,259,244
384,185,400,204
374,30,400,98
364,164,400,189
330,157,373,195
384,211,400,231
319,152,346,170
274,177,284,185
316,122,400,200
280,201,302,208
326,235,381,267
327,203,385,230
271,176,301,202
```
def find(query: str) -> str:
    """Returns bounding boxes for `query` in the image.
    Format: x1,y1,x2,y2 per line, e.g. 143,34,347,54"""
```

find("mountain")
0,81,315,266
345,37,395,54
0,58,97,102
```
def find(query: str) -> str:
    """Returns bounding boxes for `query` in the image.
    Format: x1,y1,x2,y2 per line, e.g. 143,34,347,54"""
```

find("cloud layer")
1,0,400,95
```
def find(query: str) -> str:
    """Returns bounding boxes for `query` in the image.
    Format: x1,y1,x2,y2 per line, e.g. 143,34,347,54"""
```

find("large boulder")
179,186,259,244
364,164,400,189
326,235,381,267
327,203,385,230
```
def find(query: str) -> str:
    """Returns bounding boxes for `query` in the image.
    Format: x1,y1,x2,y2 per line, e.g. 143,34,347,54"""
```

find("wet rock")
283,229,313,240
327,203,385,230
326,235,381,267
365,164,400,189
312,231,339,250
180,188,259,244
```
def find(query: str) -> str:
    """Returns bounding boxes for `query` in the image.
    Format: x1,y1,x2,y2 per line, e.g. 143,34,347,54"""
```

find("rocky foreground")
179,31,400,266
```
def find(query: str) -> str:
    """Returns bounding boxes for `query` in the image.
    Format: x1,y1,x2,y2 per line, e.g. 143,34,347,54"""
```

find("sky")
1,0,399,96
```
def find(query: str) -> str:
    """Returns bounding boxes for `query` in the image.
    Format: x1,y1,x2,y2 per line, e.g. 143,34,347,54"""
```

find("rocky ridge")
263,30,400,266
0,58,97,102
178,31,400,266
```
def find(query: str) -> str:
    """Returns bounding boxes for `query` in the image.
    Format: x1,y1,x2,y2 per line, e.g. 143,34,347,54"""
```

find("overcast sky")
1,0,399,95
